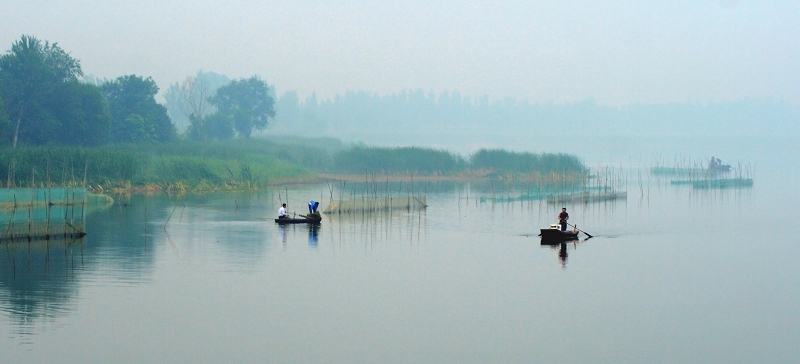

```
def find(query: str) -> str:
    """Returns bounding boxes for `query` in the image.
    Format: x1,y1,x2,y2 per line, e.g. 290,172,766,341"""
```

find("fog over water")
3,1,799,106
2,1,800,363
1,136,798,363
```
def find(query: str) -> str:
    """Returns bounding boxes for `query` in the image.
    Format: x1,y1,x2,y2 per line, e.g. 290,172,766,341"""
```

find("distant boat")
539,225,579,244
708,157,731,172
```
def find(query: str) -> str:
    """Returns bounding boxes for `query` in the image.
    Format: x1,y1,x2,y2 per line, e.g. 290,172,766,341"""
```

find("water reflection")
279,224,287,249
275,223,322,249
0,238,85,339
0,194,167,337
541,239,585,268
309,224,319,248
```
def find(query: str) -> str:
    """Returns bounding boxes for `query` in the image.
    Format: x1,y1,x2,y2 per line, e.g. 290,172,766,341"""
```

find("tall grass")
0,140,318,190
0,140,590,191
333,146,467,175
469,149,587,175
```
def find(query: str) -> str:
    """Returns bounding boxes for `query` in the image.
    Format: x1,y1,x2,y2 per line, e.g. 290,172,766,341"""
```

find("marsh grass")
333,146,467,175
0,140,318,192
0,140,590,193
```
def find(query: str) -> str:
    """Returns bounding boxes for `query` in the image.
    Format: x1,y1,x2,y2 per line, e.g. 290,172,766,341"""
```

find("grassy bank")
0,138,589,192
0,140,320,192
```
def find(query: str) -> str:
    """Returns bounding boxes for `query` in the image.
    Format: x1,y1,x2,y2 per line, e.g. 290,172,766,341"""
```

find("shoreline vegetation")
0,138,589,194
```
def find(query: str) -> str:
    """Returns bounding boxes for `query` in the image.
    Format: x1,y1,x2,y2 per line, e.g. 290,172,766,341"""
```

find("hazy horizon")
3,1,799,106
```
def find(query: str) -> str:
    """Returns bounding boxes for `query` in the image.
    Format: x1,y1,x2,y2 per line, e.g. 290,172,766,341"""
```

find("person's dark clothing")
559,211,569,231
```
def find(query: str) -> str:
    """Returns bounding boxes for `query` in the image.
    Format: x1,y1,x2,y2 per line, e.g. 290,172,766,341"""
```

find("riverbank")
1,139,589,193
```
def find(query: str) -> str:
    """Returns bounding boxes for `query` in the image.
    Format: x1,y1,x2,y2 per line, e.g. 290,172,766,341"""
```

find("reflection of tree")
0,192,274,335
0,239,84,334
84,194,161,279
0,194,163,334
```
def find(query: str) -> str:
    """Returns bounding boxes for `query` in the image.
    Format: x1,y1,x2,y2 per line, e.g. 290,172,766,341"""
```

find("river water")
1,136,799,363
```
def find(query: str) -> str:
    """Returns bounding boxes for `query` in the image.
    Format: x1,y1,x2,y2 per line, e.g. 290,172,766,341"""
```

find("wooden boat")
275,213,321,225
539,226,579,244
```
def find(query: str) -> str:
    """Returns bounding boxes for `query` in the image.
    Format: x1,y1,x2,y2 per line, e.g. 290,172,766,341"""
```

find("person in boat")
278,203,288,219
709,156,722,169
308,200,319,214
558,207,569,231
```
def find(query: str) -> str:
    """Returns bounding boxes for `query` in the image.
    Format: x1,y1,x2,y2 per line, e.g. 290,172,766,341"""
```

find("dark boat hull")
539,229,579,244
275,217,321,225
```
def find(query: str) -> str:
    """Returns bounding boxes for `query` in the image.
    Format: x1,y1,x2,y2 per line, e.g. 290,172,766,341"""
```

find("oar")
568,223,593,238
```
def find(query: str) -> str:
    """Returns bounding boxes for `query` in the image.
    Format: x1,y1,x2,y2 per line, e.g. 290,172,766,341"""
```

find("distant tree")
203,112,235,140
163,71,230,134
186,114,207,141
0,35,83,147
102,75,177,143
208,76,275,138
121,114,156,143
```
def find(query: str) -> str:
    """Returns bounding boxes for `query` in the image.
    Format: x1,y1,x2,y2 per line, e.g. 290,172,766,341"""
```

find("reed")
654,155,755,189
0,141,317,191
333,146,466,175
469,149,588,176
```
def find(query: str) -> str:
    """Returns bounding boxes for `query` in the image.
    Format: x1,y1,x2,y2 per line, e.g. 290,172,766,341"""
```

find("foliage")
0,35,109,147
0,96,9,134
333,146,467,175
208,76,275,138
163,70,230,134
101,75,177,143
469,149,587,175
203,112,235,140
0,139,323,190
330,146,588,177
187,112,234,141
50,82,112,146
0,145,146,186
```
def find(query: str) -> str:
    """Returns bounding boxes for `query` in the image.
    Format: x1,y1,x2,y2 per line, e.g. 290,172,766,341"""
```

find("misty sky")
2,0,798,105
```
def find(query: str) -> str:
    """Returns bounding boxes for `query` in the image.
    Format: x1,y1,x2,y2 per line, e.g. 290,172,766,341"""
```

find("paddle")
568,223,593,238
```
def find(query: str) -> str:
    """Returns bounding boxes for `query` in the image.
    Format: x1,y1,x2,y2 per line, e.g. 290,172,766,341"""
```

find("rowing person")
558,207,569,231
278,203,288,219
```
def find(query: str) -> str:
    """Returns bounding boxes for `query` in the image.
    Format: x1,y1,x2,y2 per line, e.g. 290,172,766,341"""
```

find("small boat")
275,213,322,225
708,157,731,172
539,224,579,244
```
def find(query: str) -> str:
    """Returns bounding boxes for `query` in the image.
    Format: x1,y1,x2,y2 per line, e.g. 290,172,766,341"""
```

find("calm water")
1,136,799,363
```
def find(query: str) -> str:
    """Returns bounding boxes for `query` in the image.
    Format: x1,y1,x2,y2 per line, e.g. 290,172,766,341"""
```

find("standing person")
558,207,569,231
278,203,288,219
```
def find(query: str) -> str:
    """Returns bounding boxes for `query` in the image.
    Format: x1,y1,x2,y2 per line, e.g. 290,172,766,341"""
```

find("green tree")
102,75,177,143
51,82,112,146
0,96,9,138
208,76,275,138
186,114,207,141
0,35,83,147
203,112,234,140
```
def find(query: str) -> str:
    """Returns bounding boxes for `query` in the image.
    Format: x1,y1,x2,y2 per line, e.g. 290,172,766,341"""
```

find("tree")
203,112,235,140
50,82,112,146
208,76,275,138
102,75,177,143
163,71,230,134
0,96,10,143
0,35,83,147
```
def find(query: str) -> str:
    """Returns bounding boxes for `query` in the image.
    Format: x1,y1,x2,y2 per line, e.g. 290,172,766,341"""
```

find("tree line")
266,89,800,143
0,35,275,148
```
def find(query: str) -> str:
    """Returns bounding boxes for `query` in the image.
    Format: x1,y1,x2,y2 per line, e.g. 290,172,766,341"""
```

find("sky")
2,0,799,105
